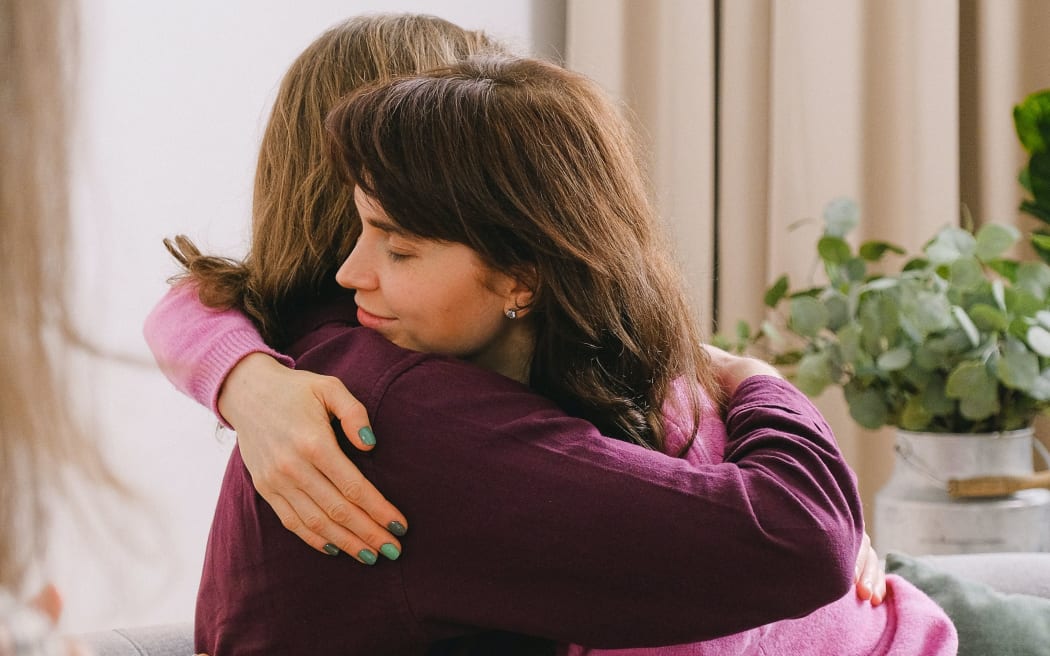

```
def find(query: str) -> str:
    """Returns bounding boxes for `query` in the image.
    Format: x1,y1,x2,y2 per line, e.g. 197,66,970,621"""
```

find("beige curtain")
566,0,1050,528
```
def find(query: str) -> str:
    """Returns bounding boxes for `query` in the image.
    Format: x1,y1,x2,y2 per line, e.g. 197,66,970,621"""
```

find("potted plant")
716,198,1050,554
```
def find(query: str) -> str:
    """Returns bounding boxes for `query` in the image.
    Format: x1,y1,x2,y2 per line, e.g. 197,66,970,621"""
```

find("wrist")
217,352,285,428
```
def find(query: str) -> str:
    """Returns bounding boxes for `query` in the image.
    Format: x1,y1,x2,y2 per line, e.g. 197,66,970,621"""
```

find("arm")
369,368,863,646
142,283,406,561
288,331,864,646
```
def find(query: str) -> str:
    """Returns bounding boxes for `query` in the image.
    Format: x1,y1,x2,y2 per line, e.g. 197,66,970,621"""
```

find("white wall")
56,0,560,634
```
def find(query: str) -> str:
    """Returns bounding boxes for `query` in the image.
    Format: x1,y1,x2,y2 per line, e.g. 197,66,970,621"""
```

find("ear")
501,265,538,317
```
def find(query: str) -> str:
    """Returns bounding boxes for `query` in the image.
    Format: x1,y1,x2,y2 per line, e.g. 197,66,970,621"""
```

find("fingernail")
380,543,400,561
323,543,341,556
388,521,407,537
357,549,377,565
358,426,376,446
862,579,872,591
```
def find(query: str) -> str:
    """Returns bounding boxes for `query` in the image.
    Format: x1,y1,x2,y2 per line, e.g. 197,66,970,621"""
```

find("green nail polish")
358,426,376,446
323,543,341,556
380,543,400,561
388,521,407,537
357,549,377,565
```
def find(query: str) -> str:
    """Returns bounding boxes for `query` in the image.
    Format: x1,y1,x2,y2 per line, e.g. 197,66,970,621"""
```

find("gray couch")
77,553,1050,656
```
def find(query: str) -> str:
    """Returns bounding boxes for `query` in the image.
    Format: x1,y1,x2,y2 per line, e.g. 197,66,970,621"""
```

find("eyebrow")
364,215,410,237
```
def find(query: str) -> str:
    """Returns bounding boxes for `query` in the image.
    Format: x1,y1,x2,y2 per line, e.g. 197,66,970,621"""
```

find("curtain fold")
566,0,1050,528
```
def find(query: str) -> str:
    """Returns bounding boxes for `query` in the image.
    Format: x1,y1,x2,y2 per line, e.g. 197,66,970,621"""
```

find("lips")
356,305,394,330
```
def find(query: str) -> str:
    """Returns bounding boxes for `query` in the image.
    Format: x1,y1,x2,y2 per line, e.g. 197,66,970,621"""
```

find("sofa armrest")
77,622,194,656
917,552,1050,598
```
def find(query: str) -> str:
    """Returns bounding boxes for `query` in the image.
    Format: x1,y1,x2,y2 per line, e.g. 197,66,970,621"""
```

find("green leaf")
1029,325,1050,357
844,385,890,430
985,258,1020,281
975,223,1020,261
1032,233,1050,262
1017,261,1050,299
968,303,1008,332
993,279,1007,311
951,306,981,348
877,347,912,371
1038,310,1050,329
900,396,933,431
925,227,977,264
823,197,860,237
998,345,1040,391
796,352,832,397
949,257,985,290
789,296,829,338
1014,90,1050,154
859,240,906,262
818,236,852,265
844,257,867,282
764,275,789,308
920,375,956,416
824,292,850,331
946,361,1000,420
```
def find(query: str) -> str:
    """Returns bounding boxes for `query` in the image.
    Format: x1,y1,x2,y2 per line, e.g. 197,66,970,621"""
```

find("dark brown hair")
326,55,719,450
167,14,505,346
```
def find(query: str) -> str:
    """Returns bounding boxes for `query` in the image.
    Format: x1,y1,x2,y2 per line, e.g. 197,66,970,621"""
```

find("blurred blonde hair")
168,14,506,347
0,0,116,591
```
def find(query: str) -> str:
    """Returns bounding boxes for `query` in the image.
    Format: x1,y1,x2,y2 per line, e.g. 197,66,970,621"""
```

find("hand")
853,531,886,606
701,344,783,398
218,353,408,564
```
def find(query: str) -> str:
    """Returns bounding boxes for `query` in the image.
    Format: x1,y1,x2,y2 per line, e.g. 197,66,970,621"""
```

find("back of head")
327,55,718,449
174,14,507,346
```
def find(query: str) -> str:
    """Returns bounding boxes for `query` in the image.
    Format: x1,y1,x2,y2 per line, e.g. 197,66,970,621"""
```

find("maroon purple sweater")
194,295,863,655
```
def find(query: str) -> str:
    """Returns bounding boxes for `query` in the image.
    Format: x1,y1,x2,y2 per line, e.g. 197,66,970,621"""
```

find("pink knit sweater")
144,284,958,655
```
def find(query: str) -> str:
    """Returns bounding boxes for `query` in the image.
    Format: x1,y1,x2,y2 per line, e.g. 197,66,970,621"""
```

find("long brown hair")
326,55,720,450
167,14,505,347
0,0,118,590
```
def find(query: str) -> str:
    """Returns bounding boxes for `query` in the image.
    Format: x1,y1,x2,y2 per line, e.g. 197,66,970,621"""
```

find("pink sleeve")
143,282,294,426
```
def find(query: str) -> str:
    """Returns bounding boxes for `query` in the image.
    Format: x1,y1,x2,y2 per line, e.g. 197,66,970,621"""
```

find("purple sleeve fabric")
195,318,865,655
142,283,293,426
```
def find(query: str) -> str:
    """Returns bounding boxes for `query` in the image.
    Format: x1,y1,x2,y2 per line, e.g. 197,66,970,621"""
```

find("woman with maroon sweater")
154,51,955,654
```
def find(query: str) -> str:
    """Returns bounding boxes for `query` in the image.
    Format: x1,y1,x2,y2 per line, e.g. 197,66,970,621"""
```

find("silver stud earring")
505,309,518,319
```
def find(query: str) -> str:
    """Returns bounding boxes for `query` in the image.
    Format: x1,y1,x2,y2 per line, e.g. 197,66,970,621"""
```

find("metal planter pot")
874,428,1050,555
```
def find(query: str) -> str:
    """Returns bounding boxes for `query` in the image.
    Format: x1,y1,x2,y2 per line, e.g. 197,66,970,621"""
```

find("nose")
335,240,376,291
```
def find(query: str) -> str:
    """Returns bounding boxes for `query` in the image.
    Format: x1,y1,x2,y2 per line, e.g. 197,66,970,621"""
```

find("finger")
854,533,874,601
317,377,375,452
268,492,380,564
283,487,402,563
314,445,408,538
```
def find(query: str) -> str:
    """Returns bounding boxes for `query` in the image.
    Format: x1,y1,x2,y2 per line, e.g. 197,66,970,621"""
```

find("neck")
471,322,535,384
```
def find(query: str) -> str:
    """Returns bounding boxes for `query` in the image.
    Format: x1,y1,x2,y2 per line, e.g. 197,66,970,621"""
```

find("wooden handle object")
947,470,1050,498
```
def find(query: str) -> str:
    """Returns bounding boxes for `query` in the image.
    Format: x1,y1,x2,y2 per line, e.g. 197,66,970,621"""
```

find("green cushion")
886,552,1050,656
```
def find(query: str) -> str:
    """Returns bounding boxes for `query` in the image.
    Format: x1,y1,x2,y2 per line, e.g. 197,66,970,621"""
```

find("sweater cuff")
188,330,295,428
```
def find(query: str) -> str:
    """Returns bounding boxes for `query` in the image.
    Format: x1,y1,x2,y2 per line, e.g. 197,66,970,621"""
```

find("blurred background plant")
1015,88,1050,263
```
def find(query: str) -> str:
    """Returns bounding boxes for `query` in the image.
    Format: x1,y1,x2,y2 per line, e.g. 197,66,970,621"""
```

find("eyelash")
387,250,411,262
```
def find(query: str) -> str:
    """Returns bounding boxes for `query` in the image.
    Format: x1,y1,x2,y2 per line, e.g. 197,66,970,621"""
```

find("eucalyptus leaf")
968,303,1008,332
796,352,832,396
764,275,789,308
877,347,912,371
1028,325,1050,357
844,385,890,429
998,346,1040,391
818,236,852,265
975,223,1021,261
789,296,829,338
823,197,860,237
900,397,933,431
951,306,981,348
859,240,906,262
1016,261,1050,298
925,227,977,264
946,361,1000,420
949,257,985,290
